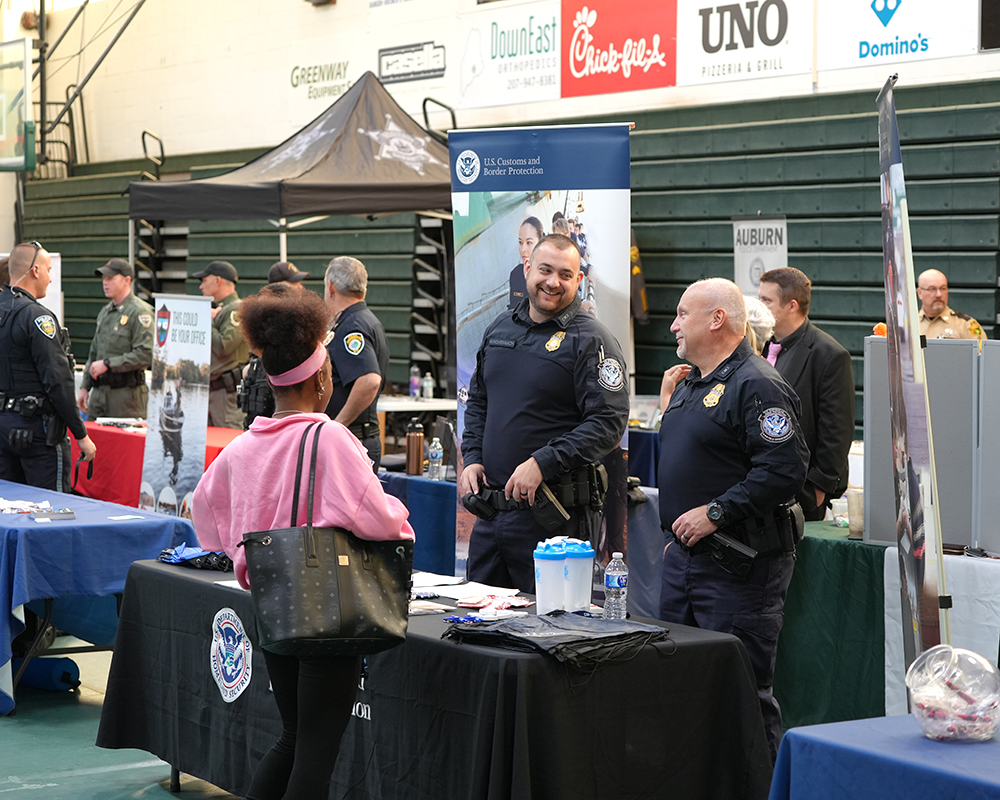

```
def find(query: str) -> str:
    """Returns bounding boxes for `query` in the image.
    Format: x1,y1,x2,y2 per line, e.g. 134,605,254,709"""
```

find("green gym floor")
0,638,240,800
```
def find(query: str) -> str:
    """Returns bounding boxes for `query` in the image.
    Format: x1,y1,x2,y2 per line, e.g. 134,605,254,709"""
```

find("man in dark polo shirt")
323,256,388,470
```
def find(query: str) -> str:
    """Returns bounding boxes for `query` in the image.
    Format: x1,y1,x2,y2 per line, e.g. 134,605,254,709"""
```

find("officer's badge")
597,357,625,391
344,332,365,355
545,331,566,352
120,314,129,326
230,311,239,326
760,407,794,443
35,315,56,339
138,314,152,328
703,383,725,407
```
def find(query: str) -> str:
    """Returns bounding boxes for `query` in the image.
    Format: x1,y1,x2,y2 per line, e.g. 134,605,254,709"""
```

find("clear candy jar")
905,644,1000,742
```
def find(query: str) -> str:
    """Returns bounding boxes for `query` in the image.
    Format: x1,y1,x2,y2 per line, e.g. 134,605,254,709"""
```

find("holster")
44,415,67,447
531,482,572,531
210,367,242,393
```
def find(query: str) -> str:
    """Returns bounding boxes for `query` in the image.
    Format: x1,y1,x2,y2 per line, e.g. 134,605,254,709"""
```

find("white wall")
10,0,1000,165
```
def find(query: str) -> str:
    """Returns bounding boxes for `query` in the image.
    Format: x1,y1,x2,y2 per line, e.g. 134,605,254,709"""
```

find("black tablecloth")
97,560,772,800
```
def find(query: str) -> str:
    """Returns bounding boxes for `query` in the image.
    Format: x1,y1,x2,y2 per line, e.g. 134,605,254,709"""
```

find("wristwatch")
706,500,726,526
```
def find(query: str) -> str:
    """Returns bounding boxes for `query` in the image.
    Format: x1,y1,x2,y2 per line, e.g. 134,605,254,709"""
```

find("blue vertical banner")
875,76,948,667
449,123,632,575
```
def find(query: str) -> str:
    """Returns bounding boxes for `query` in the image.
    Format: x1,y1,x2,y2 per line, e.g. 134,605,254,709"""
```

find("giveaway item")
533,541,565,615
240,421,413,656
906,644,1000,742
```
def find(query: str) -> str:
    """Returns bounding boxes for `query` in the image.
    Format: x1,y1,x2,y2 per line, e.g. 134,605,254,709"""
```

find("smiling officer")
461,233,629,593
658,278,808,762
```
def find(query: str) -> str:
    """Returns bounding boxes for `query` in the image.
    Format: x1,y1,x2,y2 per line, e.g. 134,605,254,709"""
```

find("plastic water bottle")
603,552,629,620
421,372,435,400
428,437,443,480
409,365,420,398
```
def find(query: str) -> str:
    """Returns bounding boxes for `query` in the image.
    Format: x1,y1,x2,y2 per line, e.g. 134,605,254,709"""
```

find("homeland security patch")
34,315,56,339
344,332,365,355
210,607,252,703
598,357,625,391
760,408,794,443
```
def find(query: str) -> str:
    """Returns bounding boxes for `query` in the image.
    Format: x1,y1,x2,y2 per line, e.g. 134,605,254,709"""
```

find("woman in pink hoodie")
193,285,414,800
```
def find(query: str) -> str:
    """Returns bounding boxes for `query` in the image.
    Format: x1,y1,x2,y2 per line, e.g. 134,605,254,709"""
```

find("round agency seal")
210,607,253,703
455,149,481,185
760,407,794,443
597,357,625,391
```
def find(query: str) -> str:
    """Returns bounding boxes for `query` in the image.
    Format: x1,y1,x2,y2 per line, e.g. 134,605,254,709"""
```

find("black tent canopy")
128,71,451,220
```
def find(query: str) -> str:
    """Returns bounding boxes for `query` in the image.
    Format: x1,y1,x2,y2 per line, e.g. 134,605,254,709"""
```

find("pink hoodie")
193,413,414,589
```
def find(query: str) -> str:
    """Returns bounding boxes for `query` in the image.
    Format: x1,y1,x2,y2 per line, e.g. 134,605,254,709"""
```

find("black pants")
468,504,600,593
0,412,64,491
659,542,795,763
360,434,382,473
246,650,362,800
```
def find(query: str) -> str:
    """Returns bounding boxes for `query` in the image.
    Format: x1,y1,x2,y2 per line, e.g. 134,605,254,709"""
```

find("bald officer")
193,260,249,428
77,258,153,420
917,269,987,341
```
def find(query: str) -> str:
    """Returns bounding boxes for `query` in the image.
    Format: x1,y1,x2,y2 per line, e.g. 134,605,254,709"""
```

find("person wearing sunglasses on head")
0,242,96,490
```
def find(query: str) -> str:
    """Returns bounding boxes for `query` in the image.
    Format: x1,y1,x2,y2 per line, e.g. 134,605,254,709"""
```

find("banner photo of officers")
450,124,632,590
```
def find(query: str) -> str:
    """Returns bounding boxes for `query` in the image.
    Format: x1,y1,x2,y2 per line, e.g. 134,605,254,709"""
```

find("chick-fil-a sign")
561,1,677,98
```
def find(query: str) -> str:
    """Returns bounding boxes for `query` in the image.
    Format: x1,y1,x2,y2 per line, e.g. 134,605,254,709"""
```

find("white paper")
411,571,466,588
433,581,520,600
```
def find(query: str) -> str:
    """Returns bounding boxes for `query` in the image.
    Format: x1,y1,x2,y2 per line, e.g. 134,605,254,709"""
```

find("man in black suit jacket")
759,267,855,521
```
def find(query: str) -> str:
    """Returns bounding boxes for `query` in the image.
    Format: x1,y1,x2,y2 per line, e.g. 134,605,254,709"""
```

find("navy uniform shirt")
657,338,809,531
324,301,388,430
462,295,629,485
0,284,87,439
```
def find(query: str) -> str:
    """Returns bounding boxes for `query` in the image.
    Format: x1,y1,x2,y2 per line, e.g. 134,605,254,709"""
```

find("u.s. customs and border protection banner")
732,215,787,295
876,75,949,669
449,123,632,576
139,294,212,521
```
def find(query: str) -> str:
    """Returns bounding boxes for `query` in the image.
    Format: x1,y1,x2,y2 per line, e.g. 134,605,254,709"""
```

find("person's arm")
660,364,691,411
27,309,87,441
530,330,630,480
212,303,246,362
807,347,855,498
460,336,490,488
80,307,103,391
333,372,381,427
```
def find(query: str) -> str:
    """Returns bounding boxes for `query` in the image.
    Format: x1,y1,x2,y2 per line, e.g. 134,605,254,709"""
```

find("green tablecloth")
774,522,886,729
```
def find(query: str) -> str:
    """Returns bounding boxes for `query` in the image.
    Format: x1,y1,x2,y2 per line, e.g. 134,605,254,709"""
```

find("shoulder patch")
760,407,794,443
344,332,365,356
597,357,625,391
138,313,152,328
34,315,56,339
230,310,239,326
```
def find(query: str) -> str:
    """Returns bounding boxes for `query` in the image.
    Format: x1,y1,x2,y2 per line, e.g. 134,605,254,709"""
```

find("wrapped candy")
906,644,1000,742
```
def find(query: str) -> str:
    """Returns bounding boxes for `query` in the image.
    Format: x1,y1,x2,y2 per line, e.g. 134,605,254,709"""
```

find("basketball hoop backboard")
0,38,33,172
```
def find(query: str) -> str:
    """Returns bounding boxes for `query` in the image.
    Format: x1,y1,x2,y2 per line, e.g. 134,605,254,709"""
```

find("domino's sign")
818,0,978,71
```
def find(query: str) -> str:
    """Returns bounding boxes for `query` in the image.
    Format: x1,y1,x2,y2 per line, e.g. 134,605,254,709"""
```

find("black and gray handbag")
239,421,413,657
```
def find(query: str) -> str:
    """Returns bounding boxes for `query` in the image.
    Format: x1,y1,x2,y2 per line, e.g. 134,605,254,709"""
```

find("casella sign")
676,0,811,85
560,0,677,98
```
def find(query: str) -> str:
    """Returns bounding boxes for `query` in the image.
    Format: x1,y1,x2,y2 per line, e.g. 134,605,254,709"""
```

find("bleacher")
20,79,1000,431
20,150,421,388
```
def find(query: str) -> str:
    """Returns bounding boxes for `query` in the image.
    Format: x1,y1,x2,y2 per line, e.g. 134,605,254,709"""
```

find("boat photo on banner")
139,294,213,519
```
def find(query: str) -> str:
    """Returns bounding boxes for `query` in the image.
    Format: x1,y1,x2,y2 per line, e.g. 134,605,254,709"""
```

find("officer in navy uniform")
0,242,96,489
657,278,808,762
461,234,629,593
323,256,388,471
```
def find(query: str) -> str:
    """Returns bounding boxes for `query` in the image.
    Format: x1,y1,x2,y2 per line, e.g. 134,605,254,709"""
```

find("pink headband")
267,344,327,386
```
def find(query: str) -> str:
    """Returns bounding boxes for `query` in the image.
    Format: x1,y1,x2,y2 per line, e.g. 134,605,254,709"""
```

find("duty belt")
95,369,144,389
675,501,803,556
0,392,54,418
477,464,608,514
347,421,379,440
210,367,243,393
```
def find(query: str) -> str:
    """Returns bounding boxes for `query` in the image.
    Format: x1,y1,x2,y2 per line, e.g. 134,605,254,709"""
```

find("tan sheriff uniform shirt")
919,307,987,341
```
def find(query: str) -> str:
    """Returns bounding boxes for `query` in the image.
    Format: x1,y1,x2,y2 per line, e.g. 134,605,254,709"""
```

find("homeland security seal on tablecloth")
210,607,252,703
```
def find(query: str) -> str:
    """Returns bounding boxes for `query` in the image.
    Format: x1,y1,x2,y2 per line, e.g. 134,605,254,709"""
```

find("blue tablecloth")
628,428,659,486
378,472,457,576
0,479,195,714
769,714,1000,800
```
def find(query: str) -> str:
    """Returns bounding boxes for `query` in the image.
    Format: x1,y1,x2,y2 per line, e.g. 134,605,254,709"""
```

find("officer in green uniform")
77,258,154,420
192,260,249,428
